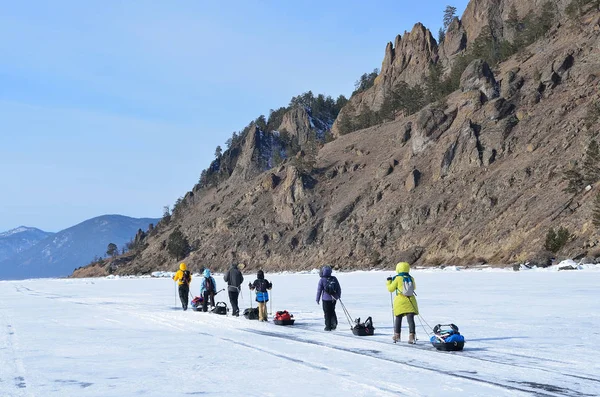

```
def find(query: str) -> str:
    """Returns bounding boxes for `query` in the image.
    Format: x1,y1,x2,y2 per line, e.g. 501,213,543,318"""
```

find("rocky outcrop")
439,17,467,63
411,106,457,155
332,23,439,137
273,166,310,225
461,0,571,44
231,125,267,180
460,59,499,100
278,107,313,147
379,23,439,87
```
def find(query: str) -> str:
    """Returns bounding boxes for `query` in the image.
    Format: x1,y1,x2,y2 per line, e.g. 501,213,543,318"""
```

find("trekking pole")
390,292,396,342
269,288,273,315
337,299,354,329
174,282,177,308
249,286,253,309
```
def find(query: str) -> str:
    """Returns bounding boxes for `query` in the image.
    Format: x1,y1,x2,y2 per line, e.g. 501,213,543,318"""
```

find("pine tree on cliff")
443,5,457,31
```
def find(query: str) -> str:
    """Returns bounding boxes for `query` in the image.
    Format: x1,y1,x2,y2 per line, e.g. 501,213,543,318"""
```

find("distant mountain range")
0,226,54,263
0,215,159,280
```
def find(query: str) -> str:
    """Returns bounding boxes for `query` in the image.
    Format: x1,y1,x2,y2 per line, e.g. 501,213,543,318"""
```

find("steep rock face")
332,23,439,137
461,0,571,43
439,17,468,64
231,125,271,180
278,107,314,147
379,23,440,87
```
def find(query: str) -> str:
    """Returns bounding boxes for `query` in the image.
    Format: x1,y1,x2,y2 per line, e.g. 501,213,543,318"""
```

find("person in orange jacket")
173,263,192,311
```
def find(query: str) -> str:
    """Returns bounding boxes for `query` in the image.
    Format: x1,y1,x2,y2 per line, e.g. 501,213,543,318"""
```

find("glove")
386,277,393,282
316,300,320,305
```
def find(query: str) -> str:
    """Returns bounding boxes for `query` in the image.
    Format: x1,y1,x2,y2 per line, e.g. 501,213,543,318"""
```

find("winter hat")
257,270,264,279
396,262,410,274
179,263,187,271
203,268,211,278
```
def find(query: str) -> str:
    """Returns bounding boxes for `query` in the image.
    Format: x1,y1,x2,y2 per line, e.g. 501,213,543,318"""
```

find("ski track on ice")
7,280,600,397
294,323,600,385
128,310,415,396
142,308,598,397
123,309,563,397
0,311,34,397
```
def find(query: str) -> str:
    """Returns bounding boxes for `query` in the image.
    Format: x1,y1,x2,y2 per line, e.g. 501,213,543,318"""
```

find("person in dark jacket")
316,265,341,331
224,263,244,316
249,270,272,321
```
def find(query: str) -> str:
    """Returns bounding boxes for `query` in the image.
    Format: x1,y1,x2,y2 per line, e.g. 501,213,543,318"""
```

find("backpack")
324,276,340,298
205,277,214,293
397,273,414,297
182,270,191,285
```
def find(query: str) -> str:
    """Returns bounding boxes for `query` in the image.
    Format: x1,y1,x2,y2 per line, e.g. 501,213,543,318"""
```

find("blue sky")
0,0,469,232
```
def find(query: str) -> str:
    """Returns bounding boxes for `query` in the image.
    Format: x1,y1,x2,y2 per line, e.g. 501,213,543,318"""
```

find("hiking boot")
393,333,400,343
324,327,331,331
408,333,416,344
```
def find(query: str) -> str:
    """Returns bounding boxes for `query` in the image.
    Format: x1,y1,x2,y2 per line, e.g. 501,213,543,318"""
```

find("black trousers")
202,291,215,312
178,284,189,310
228,290,240,315
322,300,338,330
394,313,416,334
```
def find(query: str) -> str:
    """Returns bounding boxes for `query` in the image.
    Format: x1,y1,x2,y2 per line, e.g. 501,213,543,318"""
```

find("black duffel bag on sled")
352,317,375,336
211,302,228,315
243,307,259,320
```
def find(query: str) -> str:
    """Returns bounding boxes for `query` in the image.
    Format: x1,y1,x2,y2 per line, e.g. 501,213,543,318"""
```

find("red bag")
274,310,293,321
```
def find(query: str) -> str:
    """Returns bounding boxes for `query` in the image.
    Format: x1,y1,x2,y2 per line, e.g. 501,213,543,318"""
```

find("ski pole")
390,292,396,342
249,286,253,309
174,281,177,308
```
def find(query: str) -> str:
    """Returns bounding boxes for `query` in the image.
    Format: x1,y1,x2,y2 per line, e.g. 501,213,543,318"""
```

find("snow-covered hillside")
0,227,53,263
1,269,599,396
0,215,158,280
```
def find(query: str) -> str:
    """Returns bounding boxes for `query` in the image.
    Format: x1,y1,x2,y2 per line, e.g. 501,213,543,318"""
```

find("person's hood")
179,263,187,271
203,269,211,278
396,262,410,274
321,265,332,277
230,263,237,269
257,270,264,279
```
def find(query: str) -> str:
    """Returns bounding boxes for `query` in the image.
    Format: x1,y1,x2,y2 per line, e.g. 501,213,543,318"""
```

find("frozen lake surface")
1,268,599,396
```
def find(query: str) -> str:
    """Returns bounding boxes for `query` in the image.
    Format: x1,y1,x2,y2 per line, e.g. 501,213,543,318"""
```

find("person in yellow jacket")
173,263,192,311
386,261,419,344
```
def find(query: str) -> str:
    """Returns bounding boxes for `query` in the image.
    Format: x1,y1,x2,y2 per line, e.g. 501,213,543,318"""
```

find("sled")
211,301,228,315
352,316,375,336
190,296,204,312
430,323,465,351
273,310,295,326
243,307,259,320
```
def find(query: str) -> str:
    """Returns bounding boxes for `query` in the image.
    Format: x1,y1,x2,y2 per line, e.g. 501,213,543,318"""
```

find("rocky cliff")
74,3,600,277
331,0,577,137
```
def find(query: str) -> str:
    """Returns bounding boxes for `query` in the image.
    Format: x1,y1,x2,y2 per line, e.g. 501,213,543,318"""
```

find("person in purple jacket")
316,265,341,331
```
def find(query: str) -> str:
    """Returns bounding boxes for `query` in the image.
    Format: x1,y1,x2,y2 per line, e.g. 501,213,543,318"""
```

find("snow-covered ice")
1,269,599,396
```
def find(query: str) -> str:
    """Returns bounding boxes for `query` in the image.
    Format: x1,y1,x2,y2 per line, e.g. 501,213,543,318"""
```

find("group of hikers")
172,261,419,343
